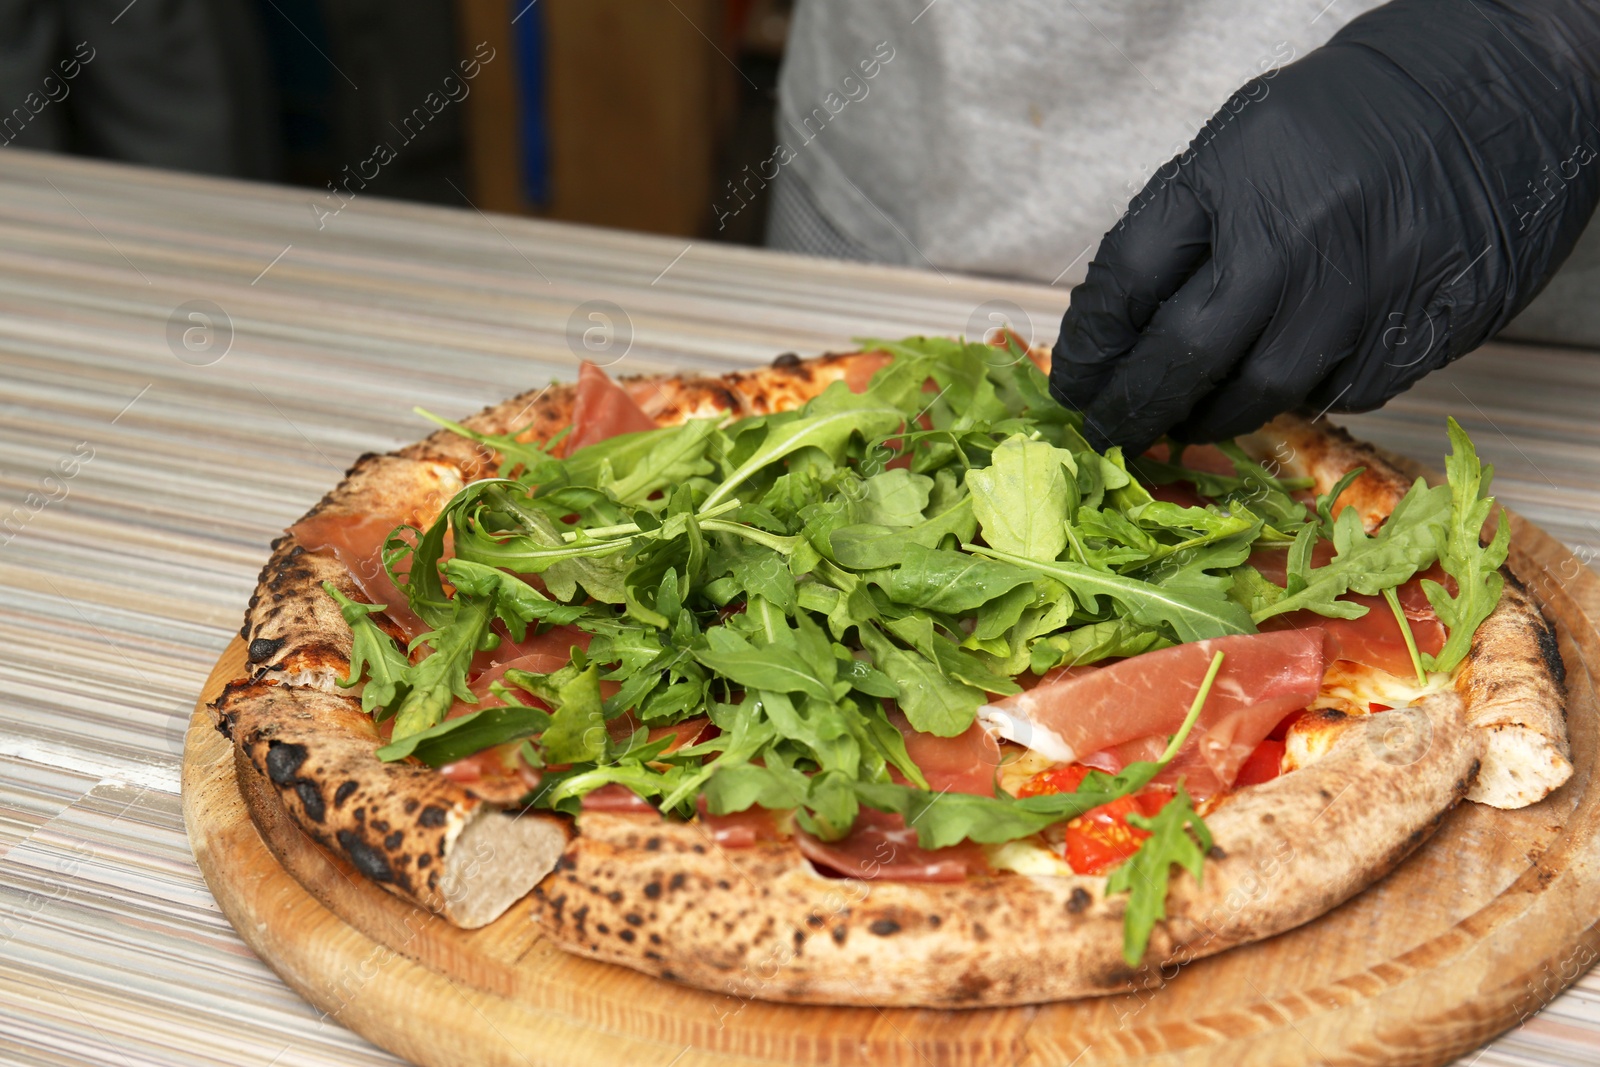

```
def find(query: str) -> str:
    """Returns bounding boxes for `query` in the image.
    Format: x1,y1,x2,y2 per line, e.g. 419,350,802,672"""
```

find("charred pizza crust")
217,680,567,928
216,346,1570,1006
532,691,1479,1005
243,453,464,688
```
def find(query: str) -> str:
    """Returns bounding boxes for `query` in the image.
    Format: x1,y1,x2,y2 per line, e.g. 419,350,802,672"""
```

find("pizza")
211,337,1570,1008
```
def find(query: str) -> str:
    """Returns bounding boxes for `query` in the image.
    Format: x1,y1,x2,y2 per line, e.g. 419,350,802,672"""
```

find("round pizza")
211,337,1570,1007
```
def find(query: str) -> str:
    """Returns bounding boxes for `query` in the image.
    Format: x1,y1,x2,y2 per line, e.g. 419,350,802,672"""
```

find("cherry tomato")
1234,738,1286,787
1135,786,1175,818
1268,710,1306,741
1064,796,1151,875
1016,764,1091,797
1018,765,1174,875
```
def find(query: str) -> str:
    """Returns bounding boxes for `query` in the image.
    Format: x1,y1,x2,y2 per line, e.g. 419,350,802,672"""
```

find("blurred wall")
0,0,787,240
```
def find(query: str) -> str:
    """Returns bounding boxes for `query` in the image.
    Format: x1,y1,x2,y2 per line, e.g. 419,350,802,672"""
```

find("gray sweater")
767,0,1599,346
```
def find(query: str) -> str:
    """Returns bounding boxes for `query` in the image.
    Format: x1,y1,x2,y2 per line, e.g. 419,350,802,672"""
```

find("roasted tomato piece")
1064,796,1151,875
1267,710,1306,741
1016,763,1091,798
1017,764,1176,875
1233,738,1286,787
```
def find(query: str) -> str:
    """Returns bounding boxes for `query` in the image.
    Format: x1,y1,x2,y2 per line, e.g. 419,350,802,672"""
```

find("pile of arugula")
324,336,1505,965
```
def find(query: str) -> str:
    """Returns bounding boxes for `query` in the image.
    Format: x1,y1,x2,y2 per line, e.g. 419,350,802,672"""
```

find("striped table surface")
1,149,1597,1067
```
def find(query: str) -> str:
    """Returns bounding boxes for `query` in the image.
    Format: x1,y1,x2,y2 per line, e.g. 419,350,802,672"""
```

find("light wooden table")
1,149,1597,1067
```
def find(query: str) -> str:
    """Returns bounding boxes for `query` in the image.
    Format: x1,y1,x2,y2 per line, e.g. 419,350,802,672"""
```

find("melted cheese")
995,748,1057,797
1311,662,1450,716
985,836,1076,877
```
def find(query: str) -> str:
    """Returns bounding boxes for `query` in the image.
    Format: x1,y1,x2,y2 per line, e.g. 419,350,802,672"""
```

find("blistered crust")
1453,573,1573,807
1240,412,1413,533
218,682,566,928
239,453,464,687
529,694,1482,1006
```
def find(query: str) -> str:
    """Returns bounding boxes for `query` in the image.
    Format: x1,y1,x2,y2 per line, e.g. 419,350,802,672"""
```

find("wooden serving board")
183,511,1600,1067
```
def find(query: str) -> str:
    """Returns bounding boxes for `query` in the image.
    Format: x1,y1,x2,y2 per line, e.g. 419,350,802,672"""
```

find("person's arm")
1051,0,1600,452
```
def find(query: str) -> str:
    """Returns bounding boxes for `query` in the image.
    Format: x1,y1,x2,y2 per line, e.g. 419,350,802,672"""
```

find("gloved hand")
1051,0,1600,453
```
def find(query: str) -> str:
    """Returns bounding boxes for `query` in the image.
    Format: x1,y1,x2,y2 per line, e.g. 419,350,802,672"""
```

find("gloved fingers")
1051,175,1212,410
1170,291,1364,442
1307,296,1452,413
1076,257,1280,453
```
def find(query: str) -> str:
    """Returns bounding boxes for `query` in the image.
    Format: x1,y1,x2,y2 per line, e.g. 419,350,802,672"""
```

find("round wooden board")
183,510,1600,1067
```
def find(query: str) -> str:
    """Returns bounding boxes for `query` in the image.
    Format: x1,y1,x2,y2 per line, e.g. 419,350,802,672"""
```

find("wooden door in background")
458,0,733,236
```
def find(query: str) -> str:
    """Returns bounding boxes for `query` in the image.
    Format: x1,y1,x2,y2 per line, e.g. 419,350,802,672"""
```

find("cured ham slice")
1135,442,1237,507
565,361,657,455
438,742,543,804
1254,544,1448,678
467,626,588,696
579,784,657,812
1147,482,1211,508
293,512,435,642
697,798,786,847
888,710,1001,796
843,350,893,394
795,807,988,882
1155,442,1237,477
980,630,1325,795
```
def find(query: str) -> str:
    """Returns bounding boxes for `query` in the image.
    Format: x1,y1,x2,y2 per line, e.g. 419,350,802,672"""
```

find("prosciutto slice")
980,630,1326,794
698,799,785,847
565,361,657,455
888,711,1002,796
1253,545,1447,677
795,807,988,882
292,512,436,642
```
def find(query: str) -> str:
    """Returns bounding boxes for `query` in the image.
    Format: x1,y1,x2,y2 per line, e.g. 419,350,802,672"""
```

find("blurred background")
0,0,790,244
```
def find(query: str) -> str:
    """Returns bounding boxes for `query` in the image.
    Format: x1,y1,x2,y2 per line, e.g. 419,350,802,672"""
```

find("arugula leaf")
1030,618,1171,673
534,762,693,814
1130,441,1312,532
324,582,412,714
858,622,984,737
540,664,608,763
967,433,1078,562
1227,565,1284,617
388,594,496,740
1106,785,1212,966
1383,585,1428,686
1252,479,1450,623
383,517,453,630
443,559,588,637
1422,417,1510,673
885,543,1036,613
583,419,719,505
452,487,634,574
693,626,837,701
1315,466,1366,538
700,405,906,512
856,468,934,527
376,703,552,765
967,543,1254,642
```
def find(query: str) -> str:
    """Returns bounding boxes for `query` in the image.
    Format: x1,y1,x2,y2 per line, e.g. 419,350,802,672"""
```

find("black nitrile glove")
1051,0,1600,452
